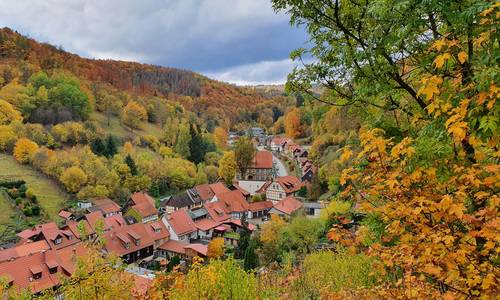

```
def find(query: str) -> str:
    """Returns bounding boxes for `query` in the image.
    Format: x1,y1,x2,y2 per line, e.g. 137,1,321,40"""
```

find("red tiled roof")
217,190,249,213
195,184,215,202
85,211,107,231
272,196,303,215
131,202,158,218
103,223,155,256
166,210,196,236
130,192,155,207
223,219,256,231
232,184,250,196
183,244,208,256
204,201,231,223
145,221,169,242
0,240,50,263
158,239,187,255
256,181,272,193
0,243,86,293
104,214,126,230
58,210,73,220
91,198,122,214
209,182,231,196
250,151,273,169
248,201,273,212
271,137,289,145
194,218,220,231
275,176,303,193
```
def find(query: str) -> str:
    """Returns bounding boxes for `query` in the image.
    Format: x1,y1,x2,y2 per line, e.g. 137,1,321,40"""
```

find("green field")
0,191,15,232
0,154,68,221
90,112,163,139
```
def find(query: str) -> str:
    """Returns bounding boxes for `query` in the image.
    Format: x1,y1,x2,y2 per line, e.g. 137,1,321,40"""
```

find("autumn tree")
284,107,301,138
13,137,38,164
234,136,256,179
213,126,228,149
121,100,147,130
218,151,237,184
0,99,22,124
174,121,191,158
60,166,88,193
207,237,225,259
258,214,287,265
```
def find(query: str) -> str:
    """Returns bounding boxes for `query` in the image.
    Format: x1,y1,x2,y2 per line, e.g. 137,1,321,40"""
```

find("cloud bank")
0,0,307,84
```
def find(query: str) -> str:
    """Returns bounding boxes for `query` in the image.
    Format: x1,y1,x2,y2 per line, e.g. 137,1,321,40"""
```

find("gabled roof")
144,221,169,241
89,197,122,214
183,244,208,257
18,223,80,250
161,188,202,209
217,190,249,213
204,201,231,223
0,240,50,263
166,210,197,236
58,210,73,220
127,192,158,218
85,211,107,231
232,184,250,197
104,214,126,230
158,240,187,255
209,182,231,196
275,176,303,193
272,196,303,215
0,243,86,293
103,223,155,256
64,220,95,239
248,201,273,212
194,218,221,231
250,151,273,169
194,184,215,202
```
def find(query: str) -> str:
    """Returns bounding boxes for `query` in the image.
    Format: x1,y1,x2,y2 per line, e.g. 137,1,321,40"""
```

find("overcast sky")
0,0,308,85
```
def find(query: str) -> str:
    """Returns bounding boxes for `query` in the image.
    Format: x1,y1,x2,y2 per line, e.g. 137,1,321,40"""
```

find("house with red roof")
265,176,304,202
216,190,249,219
102,223,155,264
270,137,291,152
0,242,87,294
269,196,304,217
124,192,159,224
156,240,208,260
248,201,273,219
87,197,122,217
237,150,274,181
162,209,197,242
17,223,80,250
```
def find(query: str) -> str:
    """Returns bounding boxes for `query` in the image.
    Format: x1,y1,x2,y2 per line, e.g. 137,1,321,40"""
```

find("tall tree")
121,100,147,130
218,151,237,184
124,154,138,176
234,137,256,179
175,121,191,158
213,126,228,149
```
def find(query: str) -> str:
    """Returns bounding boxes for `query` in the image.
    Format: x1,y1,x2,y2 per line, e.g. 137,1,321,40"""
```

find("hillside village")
0,132,323,296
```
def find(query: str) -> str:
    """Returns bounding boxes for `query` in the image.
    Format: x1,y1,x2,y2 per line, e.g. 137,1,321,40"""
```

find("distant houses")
237,150,274,181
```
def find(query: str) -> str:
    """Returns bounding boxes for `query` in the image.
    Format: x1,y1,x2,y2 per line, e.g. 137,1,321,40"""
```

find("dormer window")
154,228,160,233
30,265,43,280
134,238,140,246
124,242,130,249
54,237,62,245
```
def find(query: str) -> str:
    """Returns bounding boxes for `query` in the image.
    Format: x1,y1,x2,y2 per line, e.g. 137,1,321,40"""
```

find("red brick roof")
130,192,155,207
248,201,273,212
17,223,80,250
250,150,273,169
204,201,232,223
232,184,250,196
166,210,196,236
64,220,95,239
272,196,303,215
104,214,126,230
217,190,249,213
103,223,155,256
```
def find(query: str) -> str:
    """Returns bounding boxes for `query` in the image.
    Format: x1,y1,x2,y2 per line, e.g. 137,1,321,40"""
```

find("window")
54,237,62,245
33,273,42,280
154,228,161,233
124,242,130,249
49,267,58,274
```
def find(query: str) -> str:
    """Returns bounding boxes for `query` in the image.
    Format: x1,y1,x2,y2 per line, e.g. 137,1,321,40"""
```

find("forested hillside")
0,27,293,128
